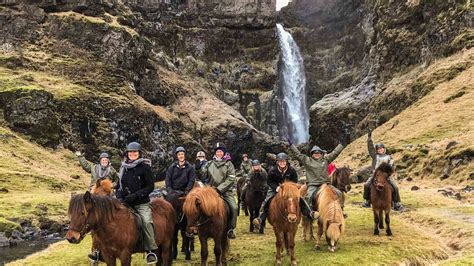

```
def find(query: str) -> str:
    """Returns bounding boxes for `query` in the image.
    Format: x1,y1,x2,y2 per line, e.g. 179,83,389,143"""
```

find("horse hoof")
315,245,321,251
374,231,379,236
185,256,191,261
276,260,282,265
387,231,393,236
291,260,297,266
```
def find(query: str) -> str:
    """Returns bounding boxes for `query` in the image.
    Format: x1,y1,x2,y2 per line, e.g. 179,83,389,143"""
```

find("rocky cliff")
0,0,282,175
280,0,473,149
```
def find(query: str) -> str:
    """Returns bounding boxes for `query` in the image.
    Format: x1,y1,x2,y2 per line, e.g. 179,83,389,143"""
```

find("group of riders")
76,128,404,264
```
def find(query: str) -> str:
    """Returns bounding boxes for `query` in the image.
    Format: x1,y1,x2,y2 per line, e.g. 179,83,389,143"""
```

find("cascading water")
276,23,309,144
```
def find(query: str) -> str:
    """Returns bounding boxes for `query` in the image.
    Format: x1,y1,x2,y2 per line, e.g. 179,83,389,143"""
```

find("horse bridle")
278,197,298,223
186,207,211,237
69,207,93,240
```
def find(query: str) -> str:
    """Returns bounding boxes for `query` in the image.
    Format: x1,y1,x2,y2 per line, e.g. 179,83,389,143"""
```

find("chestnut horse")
91,178,113,196
66,192,175,265
314,184,345,252
300,166,352,242
268,182,302,266
370,162,393,236
183,186,229,266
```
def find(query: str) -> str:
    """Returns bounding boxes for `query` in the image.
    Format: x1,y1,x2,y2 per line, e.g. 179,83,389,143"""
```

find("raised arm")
367,129,376,160
290,144,308,164
325,144,345,163
77,152,93,173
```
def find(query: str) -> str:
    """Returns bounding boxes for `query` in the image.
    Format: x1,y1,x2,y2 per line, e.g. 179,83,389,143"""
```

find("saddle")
311,185,343,211
128,206,154,252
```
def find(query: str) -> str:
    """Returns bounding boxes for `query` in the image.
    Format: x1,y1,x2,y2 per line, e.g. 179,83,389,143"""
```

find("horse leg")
118,252,132,266
284,232,290,255
162,242,173,266
378,210,384,229
385,210,392,236
315,219,323,250
249,209,254,233
172,226,178,260
274,230,283,265
289,232,297,266
199,235,208,266
214,237,223,266
310,219,315,240
301,218,307,241
182,229,191,260
190,236,195,252
373,210,380,235
101,252,116,266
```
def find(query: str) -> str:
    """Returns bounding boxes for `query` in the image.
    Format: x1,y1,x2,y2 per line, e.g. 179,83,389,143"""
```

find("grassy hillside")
336,48,474,187
0,123,88,234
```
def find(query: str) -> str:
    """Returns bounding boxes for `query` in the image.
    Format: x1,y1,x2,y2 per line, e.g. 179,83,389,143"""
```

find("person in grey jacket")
362,129,404,211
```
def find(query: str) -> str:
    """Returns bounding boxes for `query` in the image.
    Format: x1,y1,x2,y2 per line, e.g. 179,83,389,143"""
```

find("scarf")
94,164,111,179
118,158,151,192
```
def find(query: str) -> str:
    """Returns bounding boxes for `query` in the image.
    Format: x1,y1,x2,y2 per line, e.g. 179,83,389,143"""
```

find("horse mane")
375,162,393,177
68,193,120,224
317,185,345,239
183,187,225,219
92,179,113,196
278,182,300,199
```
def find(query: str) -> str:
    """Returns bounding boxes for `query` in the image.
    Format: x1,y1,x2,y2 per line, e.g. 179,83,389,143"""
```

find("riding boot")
299,198,319,220
253,197,271,230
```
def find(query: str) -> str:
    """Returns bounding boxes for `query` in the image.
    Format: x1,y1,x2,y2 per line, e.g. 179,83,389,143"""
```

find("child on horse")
200,143,238,239
115,142,158,264
253,152,316,230
362,129,405,211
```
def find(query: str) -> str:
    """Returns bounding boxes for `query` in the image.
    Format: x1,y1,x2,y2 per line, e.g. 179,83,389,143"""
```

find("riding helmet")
126,142,142,152
175,146,186,154
276,152,288,161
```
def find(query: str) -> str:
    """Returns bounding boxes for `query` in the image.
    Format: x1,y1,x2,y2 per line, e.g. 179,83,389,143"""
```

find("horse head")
373,162,393,192
66,191,94,244
92,179,113,196
332,167,352,193
277,182,301,223
183,187,222,237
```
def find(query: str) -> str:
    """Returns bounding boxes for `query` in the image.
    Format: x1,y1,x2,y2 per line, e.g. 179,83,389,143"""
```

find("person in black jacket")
253,152,316,230
165,146,196,195
115,142,158,264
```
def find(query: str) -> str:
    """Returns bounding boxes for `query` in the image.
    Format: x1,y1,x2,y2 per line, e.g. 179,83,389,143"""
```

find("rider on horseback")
115,142,159,265
76,151,119,191
362,129,405,211
241,160,268,205
252,152,317,230
289,136,348,218
201,143,238,239
239,154,253,179
165,146,196,196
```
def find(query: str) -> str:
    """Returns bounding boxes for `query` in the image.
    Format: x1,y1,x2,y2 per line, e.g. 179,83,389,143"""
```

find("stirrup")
146,251,158,265
88,249,100,263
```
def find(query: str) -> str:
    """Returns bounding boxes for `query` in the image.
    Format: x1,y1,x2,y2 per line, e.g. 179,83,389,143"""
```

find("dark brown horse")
66,192,175,266
165,190,192,261
268,182,301,266
244,174,267,234
183,186,229,266
314,184,345,252
236,177,249,216
301,166,352,242
370,162,393,236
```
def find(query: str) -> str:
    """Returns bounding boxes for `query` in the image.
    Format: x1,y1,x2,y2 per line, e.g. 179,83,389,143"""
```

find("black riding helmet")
276,152,288,161
310,146,327,155
251,159,261,166
175,146,186,154
126,142,142,151
375,143,385,149
98,152,109,160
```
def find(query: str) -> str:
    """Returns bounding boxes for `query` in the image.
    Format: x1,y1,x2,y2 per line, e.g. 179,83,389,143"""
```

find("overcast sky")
276,0,290,11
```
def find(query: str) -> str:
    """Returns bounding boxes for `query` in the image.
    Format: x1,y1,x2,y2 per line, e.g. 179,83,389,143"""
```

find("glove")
124,193,138,204
367,128,372,138
339,130,351,146
75,151,82,156
276,186,280,193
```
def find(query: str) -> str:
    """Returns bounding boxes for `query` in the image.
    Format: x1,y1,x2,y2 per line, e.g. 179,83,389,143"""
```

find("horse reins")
69,206,93,240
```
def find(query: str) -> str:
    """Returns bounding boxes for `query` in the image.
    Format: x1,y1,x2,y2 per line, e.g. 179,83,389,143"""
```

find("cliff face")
0,0,282,174
280,0,473,149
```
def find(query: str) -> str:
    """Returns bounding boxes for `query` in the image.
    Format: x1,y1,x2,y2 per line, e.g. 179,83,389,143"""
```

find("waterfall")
276,23,309,144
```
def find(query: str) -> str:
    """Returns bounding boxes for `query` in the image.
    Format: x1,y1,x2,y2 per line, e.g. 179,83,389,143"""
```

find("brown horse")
244,174,267,234
268,182,302,266
314,184,345,252
370,162,393,236
183,186,229,266
66,192,175,266
91,178,113,196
